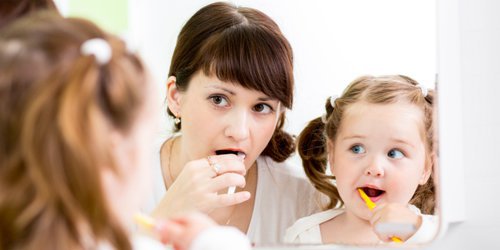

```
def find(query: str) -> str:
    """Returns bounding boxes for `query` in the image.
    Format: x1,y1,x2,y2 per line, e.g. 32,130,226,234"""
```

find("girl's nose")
364,157,385,177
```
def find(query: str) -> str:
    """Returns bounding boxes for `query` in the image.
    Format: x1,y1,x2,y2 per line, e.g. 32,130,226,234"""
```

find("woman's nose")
224,110,250,141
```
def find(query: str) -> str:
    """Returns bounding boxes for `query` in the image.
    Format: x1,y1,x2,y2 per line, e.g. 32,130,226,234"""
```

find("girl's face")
168,71,282,170
329,101,431,221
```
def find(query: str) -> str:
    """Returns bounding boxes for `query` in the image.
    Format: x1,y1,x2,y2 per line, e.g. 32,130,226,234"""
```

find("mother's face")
167,71,282,169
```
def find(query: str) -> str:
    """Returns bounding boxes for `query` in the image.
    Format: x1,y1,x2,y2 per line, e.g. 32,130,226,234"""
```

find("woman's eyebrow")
205,85,235,95
258,97,277,102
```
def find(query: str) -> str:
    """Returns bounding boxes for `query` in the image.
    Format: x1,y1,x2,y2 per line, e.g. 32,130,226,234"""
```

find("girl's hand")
370,203,422,242
156,212,217,250
153,154,251,218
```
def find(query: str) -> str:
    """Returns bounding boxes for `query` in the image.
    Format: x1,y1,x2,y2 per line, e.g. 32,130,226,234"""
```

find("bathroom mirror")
56,0,443,248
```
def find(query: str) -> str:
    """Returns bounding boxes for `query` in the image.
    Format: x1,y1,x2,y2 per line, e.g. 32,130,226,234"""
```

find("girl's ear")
327,139,336,175
166,76,182,116
419,152,434,185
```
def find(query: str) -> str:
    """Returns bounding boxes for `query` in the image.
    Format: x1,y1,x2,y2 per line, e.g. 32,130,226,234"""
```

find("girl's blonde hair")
0,12,147,250
297,75,436,214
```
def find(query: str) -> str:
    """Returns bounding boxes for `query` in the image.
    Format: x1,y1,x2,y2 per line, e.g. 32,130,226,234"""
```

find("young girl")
0,12,249,250
284,75,438,245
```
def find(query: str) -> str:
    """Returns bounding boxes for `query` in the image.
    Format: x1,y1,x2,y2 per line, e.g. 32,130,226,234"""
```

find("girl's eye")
388,149,405,159
350,145,366,154
209,95,229,107
253,103,273,114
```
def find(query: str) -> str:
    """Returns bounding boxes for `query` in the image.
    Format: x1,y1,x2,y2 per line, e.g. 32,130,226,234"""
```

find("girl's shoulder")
284,209,344,244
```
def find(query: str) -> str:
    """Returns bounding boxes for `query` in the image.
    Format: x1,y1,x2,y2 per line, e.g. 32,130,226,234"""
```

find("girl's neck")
321,209,380,245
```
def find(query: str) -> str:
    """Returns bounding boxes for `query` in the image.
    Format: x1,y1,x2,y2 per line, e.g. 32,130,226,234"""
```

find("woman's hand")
152,154,251,218
370,203,422,242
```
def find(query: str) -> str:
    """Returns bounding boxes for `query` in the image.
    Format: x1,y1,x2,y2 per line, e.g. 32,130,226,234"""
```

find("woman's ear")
419,152,434,185
166,76,182,116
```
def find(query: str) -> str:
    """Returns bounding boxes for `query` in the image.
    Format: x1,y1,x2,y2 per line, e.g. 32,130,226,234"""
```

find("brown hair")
298,75,436,214
168,2,295,162
0,12,146,250
0,0,59,29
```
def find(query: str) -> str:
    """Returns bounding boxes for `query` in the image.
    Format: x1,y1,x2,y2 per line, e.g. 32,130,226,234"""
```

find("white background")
126,0,436,139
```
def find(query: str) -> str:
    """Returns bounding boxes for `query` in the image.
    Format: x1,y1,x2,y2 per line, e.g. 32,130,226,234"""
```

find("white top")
144,154,324,245
95,228,250,250
284,206,438,245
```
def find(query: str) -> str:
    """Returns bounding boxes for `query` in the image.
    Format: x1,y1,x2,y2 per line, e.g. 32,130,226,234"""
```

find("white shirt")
144,154,324,245
98,229,250,250
284,206,438,244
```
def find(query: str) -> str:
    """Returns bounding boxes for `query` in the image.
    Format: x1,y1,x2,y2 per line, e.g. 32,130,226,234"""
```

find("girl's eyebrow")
390,138,416,149
340,135,365,141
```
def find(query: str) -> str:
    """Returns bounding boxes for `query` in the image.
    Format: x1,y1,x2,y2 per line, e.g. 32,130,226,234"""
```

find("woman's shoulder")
284,209,343,244
256,155,309,180
256,155,328,209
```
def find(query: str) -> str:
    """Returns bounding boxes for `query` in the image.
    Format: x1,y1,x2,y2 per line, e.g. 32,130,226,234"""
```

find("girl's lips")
358,186,385,203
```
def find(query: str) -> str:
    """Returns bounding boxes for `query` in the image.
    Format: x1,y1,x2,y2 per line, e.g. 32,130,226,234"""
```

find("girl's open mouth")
359,186,385,202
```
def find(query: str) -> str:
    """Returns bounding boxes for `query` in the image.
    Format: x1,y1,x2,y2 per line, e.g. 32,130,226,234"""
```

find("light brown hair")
0,0,59,29
297,75,436,214
0,12,147,250
168,2,295,161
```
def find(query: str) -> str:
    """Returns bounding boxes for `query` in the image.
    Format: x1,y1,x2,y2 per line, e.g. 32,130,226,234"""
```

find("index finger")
206,154,246,176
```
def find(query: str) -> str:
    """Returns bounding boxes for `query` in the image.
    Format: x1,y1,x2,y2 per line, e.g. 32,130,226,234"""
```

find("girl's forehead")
337,102,426,141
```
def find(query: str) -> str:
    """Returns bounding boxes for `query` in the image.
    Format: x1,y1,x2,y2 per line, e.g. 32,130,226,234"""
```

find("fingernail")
237,152,246,160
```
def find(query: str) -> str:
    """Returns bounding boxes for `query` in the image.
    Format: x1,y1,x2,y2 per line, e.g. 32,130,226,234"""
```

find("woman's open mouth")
215,149,246,159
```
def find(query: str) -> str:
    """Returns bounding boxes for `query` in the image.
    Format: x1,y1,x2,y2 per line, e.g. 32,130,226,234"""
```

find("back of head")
0,0,60,29
0,12,146,250
298,75,436,214
169,2,295,162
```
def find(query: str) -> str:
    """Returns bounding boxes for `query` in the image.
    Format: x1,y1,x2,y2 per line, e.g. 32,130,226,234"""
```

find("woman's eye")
350,145,366,154
209,95,229,107
388,149,405,159
253,103,273,114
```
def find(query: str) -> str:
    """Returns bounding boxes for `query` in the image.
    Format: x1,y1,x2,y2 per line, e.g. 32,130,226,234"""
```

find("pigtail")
410,88,436,214
297,97,342,209
262,114,295,162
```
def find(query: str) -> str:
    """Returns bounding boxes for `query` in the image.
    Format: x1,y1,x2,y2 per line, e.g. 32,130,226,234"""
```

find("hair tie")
80,38,112,65
321,113,328,123
417,85,428,97
321,95,340,124
329,95,339,108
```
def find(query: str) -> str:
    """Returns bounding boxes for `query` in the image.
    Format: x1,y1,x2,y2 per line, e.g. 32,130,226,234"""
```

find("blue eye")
351,145,366,154
388,149,404,159
253,103,273,114
209,95,229,107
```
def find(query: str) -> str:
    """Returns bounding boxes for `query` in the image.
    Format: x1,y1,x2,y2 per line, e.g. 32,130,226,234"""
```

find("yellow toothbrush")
358,188,403,243
134,213,157,231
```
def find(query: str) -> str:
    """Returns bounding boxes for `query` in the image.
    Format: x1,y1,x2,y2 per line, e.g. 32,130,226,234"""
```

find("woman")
151,2,323,244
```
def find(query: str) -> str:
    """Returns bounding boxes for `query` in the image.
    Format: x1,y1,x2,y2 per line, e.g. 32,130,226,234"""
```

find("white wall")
429,0,500,248
128,0,436,142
